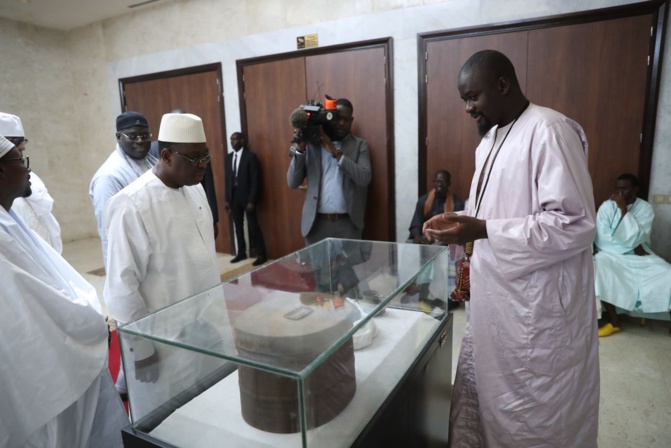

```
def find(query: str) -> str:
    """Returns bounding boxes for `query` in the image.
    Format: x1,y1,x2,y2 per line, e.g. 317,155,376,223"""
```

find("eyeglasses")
7,137,28,146
120,132,152,142
0,155,29,170
169,149,211,165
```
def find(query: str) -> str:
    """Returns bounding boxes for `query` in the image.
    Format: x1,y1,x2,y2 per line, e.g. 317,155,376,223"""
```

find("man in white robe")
424,50,599,447
0,136,128,448
90,111,157,398
104,113,221,422
0,112,62,253
595,173,671,336
89,111,157,268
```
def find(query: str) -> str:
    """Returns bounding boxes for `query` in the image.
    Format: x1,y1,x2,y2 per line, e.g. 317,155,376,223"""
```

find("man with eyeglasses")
1,135,128,447
103,113,221,417
89,111,157,270
150,108,220,239
89,111,156,401
0,112,63,253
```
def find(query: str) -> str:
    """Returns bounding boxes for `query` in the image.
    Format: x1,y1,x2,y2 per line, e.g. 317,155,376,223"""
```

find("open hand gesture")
423,213,488,245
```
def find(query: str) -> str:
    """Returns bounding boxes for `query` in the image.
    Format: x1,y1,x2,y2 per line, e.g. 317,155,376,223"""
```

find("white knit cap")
157,113,206,143
0,135,15,158
0,113,25,138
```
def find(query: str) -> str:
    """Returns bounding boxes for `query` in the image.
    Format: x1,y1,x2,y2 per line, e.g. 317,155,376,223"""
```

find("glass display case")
118,239,453,448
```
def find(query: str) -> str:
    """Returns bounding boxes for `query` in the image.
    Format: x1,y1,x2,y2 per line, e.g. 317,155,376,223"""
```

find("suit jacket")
225,148,260,206
287,133,371,237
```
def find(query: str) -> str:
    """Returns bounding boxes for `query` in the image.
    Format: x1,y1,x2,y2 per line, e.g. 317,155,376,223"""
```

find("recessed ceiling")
0,0,168,31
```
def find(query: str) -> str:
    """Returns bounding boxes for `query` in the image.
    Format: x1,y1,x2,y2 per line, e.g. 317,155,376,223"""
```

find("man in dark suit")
287,98,371,245
225,132,267,266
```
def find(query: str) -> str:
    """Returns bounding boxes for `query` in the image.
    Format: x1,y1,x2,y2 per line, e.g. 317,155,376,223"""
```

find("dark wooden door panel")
421,9,658,215
123,80,169,139
306,47,391,242
122,67,231,253
527,14,653,207
425,33,528,202
242,58,308,259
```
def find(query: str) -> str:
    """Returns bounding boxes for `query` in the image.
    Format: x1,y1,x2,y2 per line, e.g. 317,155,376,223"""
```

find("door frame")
417,0,669,199
118,62,233,252
236,38,396,241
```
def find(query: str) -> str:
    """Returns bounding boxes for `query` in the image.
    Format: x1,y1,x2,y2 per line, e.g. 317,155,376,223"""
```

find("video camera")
289,95,339,145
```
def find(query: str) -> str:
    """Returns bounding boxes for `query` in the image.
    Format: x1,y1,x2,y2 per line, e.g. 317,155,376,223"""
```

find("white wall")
1,0,670,259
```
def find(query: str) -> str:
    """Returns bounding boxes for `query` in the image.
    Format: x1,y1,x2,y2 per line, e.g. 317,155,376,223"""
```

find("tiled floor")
63,238,671,446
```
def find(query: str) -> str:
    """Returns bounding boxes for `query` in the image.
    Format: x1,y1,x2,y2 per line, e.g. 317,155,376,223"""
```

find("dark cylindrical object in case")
234,293,358,433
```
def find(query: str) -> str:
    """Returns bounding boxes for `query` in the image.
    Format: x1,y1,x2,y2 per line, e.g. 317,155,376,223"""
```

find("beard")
477,119,494,137
22,185,32,198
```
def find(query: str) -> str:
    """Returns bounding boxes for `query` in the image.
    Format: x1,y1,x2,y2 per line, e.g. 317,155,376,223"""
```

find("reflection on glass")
118,239,451,447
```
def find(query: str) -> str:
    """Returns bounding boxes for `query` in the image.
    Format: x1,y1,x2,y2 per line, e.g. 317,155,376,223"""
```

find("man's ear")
497,76,510,95
160,147,172,165
115,132,122,143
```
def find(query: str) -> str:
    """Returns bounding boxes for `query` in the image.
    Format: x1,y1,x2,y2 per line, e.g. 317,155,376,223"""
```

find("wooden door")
305,47,391,242
241,42,393,259
242,58,308,258
421,8,660,211
526,14,652,207
425,33,527,202
120,65,231,253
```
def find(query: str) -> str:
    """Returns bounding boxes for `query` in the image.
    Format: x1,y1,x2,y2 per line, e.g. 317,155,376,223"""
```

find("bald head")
459,50,520,89
458,50,528,136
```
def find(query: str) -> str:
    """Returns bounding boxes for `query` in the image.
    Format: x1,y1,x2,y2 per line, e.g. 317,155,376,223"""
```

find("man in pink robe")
424,50,599,447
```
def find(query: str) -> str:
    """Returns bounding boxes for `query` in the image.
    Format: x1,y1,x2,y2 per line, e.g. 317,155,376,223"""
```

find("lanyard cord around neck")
474,101,530,218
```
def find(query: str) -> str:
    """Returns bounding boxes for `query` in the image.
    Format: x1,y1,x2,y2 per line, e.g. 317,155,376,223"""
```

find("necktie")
233,153,238,186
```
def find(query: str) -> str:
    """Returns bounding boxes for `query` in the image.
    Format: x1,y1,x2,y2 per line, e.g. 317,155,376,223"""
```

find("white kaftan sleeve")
594,200,652,253
90,174,126,264
103,193,154,360
486,121,596,280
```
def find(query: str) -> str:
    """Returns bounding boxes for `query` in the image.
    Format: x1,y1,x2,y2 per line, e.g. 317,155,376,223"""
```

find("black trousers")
231,190,266,257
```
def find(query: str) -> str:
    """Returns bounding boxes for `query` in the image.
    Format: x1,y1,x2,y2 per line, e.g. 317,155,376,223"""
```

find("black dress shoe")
231,254,247,263
252,256,267,266
447,299,460,311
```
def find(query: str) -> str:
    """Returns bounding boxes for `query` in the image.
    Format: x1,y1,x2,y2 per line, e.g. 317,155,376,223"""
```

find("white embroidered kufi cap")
0,135,15,158
157,113,206,143
0,112,25,137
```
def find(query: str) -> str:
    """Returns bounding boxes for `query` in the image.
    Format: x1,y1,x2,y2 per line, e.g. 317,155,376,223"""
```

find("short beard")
477,120,493,137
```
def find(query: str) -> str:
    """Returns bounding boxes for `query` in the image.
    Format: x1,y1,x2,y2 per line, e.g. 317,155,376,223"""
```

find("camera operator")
287,98,372,245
